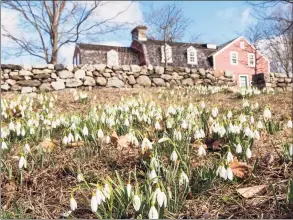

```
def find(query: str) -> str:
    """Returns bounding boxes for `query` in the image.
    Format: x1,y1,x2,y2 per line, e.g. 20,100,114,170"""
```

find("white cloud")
241,8,251,26
217,8,236,19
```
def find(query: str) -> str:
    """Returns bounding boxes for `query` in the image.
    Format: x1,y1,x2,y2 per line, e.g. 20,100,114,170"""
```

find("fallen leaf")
212,140,222,151
111,130,119,145
117,134,131,149
236,185,267,198
40,139,56,152
229,157,251,178
66,141,84,148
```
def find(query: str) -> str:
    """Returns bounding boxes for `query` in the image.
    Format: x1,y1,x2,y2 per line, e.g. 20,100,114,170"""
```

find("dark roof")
77,43,134,52
144,39,213,50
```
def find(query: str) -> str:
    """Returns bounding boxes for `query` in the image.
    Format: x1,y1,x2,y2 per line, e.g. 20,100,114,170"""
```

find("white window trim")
187,46,198,65
161,44,173,63
239,74,249,87
248,53,255,67
230,51,238,65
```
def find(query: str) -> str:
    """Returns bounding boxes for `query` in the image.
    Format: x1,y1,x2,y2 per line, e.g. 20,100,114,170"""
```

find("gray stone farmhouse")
73,25,218,69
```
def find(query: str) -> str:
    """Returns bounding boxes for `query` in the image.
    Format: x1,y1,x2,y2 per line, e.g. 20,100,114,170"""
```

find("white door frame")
239,74,249,87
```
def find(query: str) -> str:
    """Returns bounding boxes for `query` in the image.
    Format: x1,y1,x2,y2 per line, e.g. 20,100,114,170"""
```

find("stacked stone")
254,72,293,92
1,63,236,93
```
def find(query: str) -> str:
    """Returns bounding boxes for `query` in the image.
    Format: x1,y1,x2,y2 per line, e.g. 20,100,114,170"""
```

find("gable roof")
208,36,241,57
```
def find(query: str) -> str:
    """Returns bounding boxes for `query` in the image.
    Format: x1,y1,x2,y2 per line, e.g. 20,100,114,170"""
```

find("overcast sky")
1,1,256,65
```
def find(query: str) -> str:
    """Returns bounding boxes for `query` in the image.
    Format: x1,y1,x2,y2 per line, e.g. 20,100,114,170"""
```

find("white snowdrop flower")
67,133,74,143
263,108,272,120
211,107,218,118
148,205,159,219
287,120,292,129
257,121,263,129
200,129,205,138
243,100,249,108
141,138,153,151
21,128,25,137
179,171,189,186
75,133,81,142
133,195,141,211
166,120,172,128
227,111,233,119
19,156,27,169
239,114,246,123
62,136,68,145
77,173,84,183
103,184,111,199
95,188,105,204
226,151,234,163
126,184,132,198
254,130,260,140
91,193,98,212
148,169,158,183
1,141,8,150
24,144,31,153
181,120,188,129
198,145,206,157
30,127,35,135
170,150,178,162
236,143,242,153
157,191,167,208
200,101,206,109
250,116,255,124
246,148,252,159
219,166,227,180
105,136,111,144
97,129,104,139
244,127,251,137
124,118,130,127
82,126,88,136
154,121,161,130
150,157,159,169
289,144,293,156
227,167,233,181
70,197,77,211
174,130,182,141
9,121,15,131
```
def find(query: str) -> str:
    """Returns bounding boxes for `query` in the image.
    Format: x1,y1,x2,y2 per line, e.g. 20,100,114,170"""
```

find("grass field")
1,86,293,219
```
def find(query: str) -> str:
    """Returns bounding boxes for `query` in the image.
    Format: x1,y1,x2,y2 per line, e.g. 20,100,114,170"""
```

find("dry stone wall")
1,63,236,93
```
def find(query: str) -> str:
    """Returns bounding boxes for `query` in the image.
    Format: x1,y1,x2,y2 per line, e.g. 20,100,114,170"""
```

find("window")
107,49,119,66
248,53,255,67
239,75,249,88
187,46,198,65
240,41,245,49
230,51,238,65
161,44,172,63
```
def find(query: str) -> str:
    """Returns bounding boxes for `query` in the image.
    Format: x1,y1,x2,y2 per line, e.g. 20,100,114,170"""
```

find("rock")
121,65,130,71
277,82,286,87
185,67,190,73
1,84,10,90
165,66,174,72
178,72,187,76
51,73,58,78
39,83,53,92
21,87,33,93
33,74,51,79
136,75,151,87
206,74,214,80
9,71,18,76
6,79,16,85
58,70,74,79
96,77,107,86
274,73,286,78
84,76,96,86
106,77,124,88
51,80,65,90
11,84,22,91
140,66,148,75
112,65,121,71
55,64,64,71
3,74,9,79
270,72,275,77
42,69,54,74
17,80,41,87
74,69,85,79
47,64,54,69
190,74,200,79
130,65,141,73
182,78,194,86
94,64,106,73
102,72,111,78
32,64,47,69
288,73,293,78
190,68,197,74
153,78,165,86
155,66,164,74
127,75,136,85
23,64,32,71
161,74,173,81
19,70,33,76
86,71,93,77
10,75,23,80
3,69,11,74
24,76,32,80
276,87,285,92
42,79,55,83
1,64,22,70
277,78,284,82
147,64,153,71
66,78,83,87
172,72,180,79
224,70,233,78
285,78,292,83
65,64,74,72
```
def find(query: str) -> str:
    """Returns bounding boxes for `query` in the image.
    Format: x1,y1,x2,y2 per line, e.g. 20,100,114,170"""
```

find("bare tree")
1,1,133,64
144,2,192,67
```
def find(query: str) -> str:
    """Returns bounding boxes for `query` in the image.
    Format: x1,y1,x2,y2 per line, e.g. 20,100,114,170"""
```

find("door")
239,75,248,87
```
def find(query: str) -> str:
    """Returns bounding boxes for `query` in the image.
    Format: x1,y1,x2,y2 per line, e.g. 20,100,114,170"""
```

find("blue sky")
1,1,255,65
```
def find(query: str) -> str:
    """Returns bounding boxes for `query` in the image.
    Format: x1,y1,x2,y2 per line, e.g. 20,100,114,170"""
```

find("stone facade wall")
1,63,236,93
252,72,293,92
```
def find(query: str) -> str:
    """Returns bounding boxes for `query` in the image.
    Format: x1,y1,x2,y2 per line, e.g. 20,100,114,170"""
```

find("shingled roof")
76,43,135,52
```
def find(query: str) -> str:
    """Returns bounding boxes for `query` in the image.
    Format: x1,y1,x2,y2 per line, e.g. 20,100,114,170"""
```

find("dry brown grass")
1,87,293,219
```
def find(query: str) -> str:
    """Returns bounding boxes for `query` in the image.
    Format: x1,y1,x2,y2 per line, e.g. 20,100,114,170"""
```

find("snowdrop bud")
21,128,25,137
236,143,242,153
243,100,249,108
106,136,111,144
91,193,98,212
219,166,227,180
1,141,8,150
263,108,272,120
82,126,88,136
155,121,161,130
97,129,104,139
170,150,178,162
70,197,77,211
148,204,159,219
103,184,111,199
133,195,141,211
227,111,233,119
77,173,84,183
150,157,159,168
250,116,255,124
62,136,68,145
179,171,189,186
126,184,132,198
227,167,233,181
257,121,263,129
148,169,158,183
157,191,166,207
19,156,27,169
198,145,206,157
287,119,292,129
246,148,252,159
254,130,260,140
181,120,188,129
289,144,293,156
200,101,206,109
226,151,234,163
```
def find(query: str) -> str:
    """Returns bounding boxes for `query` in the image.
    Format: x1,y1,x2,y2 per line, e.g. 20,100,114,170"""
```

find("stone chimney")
131,25,147,41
